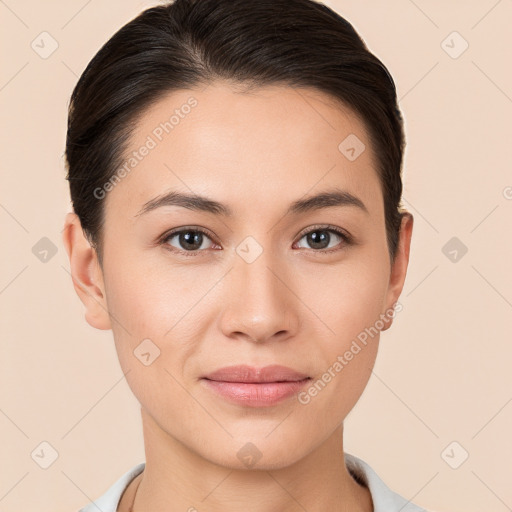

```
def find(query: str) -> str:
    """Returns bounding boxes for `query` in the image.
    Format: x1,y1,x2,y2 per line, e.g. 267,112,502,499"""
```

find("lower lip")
201,378,311,407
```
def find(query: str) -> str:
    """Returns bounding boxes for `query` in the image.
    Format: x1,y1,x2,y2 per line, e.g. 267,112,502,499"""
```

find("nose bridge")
239,246,280,303
235,239,285,313
219,237,297,341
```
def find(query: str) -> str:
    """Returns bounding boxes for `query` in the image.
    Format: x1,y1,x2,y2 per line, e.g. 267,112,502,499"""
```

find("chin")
200,435,309,471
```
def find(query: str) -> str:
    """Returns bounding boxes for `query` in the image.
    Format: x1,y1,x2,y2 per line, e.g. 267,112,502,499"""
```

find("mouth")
201,365,312,407
202,364,310,383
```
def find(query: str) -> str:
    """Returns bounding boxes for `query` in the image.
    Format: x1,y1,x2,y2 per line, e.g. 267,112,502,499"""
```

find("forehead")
104,81,383,221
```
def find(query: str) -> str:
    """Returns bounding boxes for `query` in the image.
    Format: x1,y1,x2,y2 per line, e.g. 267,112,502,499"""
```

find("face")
65,81,412,470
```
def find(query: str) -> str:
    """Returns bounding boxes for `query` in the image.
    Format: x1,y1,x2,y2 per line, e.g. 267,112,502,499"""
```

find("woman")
62,0,424,510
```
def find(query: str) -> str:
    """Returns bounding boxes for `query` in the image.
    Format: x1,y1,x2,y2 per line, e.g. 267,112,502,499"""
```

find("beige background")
1,1,511,511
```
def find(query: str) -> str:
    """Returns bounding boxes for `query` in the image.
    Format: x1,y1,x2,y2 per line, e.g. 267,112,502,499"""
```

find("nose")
218,245,301,344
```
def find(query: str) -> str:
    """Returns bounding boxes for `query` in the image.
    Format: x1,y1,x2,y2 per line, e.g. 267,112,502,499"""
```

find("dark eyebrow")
135,190,230,218
288,188,369,216
134,187,369,218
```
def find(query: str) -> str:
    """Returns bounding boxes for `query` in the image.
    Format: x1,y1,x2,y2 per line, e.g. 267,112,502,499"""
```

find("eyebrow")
134,187,369,218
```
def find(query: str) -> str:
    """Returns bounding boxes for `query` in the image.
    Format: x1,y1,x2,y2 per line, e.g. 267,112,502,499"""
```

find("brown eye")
162,229,215,252
295,226,351,251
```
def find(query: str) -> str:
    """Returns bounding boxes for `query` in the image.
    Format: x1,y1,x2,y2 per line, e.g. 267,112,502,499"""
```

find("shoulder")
78,462,145,512
345,452,428,512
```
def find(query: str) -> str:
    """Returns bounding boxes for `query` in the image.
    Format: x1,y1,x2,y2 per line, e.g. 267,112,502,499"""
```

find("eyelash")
159,224,353,257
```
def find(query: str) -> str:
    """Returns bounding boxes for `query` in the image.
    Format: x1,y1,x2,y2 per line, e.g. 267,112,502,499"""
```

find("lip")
203,364,310,383
201,365,311,407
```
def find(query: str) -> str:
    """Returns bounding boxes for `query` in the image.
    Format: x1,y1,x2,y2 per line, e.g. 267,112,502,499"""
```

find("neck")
125,408,372,512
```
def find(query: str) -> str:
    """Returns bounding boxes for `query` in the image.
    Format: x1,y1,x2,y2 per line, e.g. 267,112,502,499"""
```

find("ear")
62,212,111,330
380,212,414,331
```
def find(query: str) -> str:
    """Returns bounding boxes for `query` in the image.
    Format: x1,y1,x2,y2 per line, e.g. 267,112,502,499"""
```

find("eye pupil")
181,231,203,250
307,230,330,249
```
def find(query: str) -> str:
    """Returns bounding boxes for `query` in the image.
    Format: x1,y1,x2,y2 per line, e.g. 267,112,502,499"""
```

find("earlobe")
380,212,414,331
62,212,112,331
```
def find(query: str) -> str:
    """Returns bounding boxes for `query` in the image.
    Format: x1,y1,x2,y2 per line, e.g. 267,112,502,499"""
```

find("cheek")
103,255,219,386
299,267,385,417
103,263,199,415
301,257,389,340
301,255,388,398
103,253,201,336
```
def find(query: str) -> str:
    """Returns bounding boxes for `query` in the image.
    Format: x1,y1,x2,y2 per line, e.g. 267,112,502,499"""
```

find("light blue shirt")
79,452,428,511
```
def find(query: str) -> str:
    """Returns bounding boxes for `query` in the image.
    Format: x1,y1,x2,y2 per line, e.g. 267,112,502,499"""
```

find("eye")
294,225,352,252
161,227,218,254
159,224,352,256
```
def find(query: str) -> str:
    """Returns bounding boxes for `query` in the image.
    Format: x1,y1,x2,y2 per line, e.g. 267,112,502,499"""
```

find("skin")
63,81,413,512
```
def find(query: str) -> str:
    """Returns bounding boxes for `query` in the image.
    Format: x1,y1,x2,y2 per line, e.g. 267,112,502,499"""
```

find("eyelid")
160,225,217,242
295,223,352,242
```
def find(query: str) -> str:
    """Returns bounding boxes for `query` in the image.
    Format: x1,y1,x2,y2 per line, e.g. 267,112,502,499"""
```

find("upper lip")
203,365,310,383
